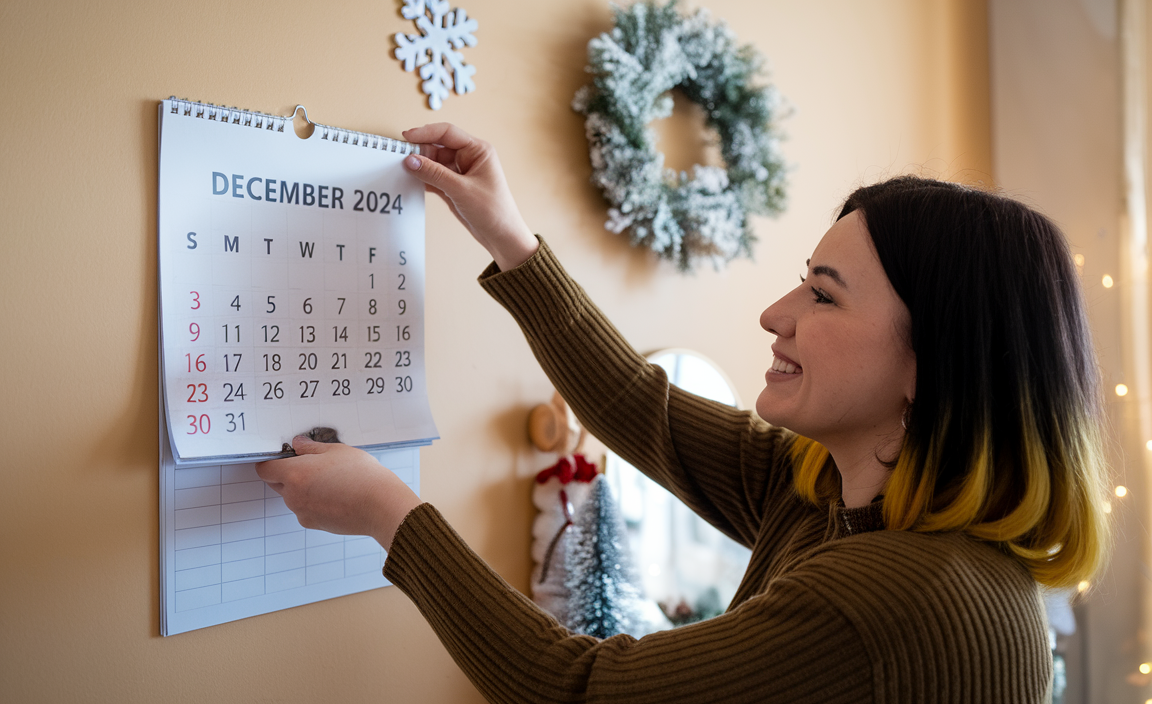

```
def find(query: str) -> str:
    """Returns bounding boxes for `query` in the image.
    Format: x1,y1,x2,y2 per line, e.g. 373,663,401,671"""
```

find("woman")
256,124,1112,703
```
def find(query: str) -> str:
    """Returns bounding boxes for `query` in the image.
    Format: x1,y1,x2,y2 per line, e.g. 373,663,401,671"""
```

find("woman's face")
756,211,916,448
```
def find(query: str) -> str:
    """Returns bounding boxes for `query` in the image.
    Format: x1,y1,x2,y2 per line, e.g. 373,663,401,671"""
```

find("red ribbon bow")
535,453,598,484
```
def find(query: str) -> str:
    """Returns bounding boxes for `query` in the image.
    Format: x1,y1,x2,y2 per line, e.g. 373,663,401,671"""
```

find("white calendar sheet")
159,405,419,635
158,98,437,465
157,99,437,633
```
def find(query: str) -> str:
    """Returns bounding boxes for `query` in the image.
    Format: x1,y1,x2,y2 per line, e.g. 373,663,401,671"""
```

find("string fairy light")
1103,274,1115,288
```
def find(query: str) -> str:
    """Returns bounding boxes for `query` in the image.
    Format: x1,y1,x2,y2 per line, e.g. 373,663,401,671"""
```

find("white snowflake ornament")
394,0,479,110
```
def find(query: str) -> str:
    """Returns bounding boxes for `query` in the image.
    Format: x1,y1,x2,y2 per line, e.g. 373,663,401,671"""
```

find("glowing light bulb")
1147,439,1152,451
1116,384,1129,397
1116,485,1128,498
1078,580,1090,593
1103,274,1115,288
1074,254,1085,266
1141,663,1151,675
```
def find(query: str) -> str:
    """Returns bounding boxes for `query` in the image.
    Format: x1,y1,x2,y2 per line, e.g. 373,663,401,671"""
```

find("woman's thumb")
404,154,460,191
291,434,324,455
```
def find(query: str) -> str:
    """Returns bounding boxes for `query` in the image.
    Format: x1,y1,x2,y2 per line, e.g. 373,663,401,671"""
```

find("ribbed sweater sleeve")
478,238,793,546
384,503,873,704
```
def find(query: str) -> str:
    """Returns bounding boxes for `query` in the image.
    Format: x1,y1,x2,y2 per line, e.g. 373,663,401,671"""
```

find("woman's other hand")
255,436,422,550
402,123,539,271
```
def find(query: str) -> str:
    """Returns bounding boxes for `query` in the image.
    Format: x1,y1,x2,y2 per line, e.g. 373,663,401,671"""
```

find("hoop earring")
901,403,913,432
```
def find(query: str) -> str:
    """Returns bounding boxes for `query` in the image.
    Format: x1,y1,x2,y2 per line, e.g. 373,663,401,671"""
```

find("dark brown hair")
792,176,1111,588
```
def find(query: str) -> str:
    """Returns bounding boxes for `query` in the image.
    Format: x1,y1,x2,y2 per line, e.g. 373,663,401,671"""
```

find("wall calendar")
157,98,437,635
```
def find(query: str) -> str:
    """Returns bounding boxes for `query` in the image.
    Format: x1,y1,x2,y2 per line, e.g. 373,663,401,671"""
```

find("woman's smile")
767,353,802,379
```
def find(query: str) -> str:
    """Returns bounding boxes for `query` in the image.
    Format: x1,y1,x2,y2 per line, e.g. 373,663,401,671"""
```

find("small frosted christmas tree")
564,475,652,638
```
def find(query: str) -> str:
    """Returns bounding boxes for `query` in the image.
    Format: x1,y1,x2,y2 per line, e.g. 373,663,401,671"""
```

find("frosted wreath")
572,1,788,271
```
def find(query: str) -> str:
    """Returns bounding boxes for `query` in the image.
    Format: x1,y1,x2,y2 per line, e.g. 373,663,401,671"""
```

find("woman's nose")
760,295,795,338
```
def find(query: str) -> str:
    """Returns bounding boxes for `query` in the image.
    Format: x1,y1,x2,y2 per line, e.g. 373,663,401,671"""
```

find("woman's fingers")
404,154,465,193
255,435,328,483
433,147,459,169
291,435,328,455
417,143,460,172
403,122,476,151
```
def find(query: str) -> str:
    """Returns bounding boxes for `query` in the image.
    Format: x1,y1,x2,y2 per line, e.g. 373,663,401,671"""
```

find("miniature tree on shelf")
564,475,650,638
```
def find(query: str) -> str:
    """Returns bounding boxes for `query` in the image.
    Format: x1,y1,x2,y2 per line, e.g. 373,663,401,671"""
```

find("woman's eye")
811,286,833,304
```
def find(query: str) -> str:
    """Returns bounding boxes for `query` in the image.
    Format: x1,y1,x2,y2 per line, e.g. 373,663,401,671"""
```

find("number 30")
187,414,210,434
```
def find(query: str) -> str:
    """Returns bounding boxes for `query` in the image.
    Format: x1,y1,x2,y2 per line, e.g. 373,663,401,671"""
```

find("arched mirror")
603,349,753,626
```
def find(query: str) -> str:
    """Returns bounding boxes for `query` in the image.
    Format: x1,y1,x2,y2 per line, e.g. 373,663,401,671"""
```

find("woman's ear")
903,358,917,409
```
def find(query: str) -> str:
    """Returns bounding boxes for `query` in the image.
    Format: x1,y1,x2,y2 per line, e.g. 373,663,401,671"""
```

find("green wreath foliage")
573,0,788,271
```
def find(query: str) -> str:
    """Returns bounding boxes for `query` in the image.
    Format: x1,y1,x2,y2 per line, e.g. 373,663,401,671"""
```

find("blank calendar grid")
171,462,409,612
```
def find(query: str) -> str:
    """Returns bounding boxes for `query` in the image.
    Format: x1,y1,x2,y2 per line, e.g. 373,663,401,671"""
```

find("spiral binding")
165,97,421,155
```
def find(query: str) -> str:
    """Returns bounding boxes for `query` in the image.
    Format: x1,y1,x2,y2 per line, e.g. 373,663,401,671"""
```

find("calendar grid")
169,459,410,613
159,97,437,465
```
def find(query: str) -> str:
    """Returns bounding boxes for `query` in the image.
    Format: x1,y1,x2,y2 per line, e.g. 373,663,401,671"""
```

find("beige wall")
0,1,990,701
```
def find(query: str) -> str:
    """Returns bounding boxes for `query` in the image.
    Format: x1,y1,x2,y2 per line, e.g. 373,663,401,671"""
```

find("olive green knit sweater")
383,239,1051,703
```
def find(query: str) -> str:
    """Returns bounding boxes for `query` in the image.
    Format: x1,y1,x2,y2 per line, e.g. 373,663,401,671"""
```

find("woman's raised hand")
402,123,539,271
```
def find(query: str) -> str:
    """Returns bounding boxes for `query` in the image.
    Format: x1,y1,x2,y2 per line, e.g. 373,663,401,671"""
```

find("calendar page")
158,99,437,465
159,405,418,635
